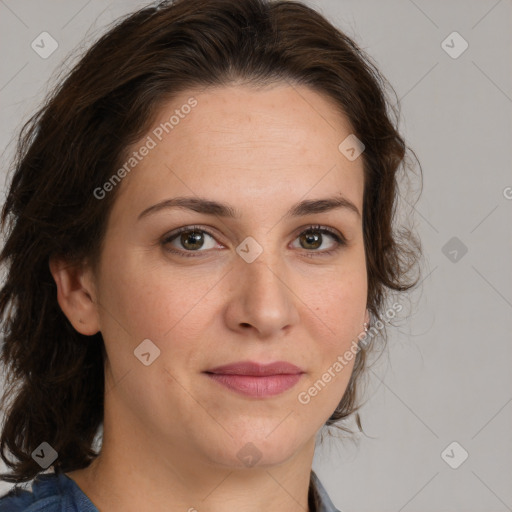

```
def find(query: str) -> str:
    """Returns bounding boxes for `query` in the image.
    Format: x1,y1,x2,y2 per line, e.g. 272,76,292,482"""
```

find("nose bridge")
236,224,291,281
229,234,298,334
238,244,287,296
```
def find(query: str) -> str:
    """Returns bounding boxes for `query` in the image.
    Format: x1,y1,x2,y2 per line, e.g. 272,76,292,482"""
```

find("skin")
50,82,369,512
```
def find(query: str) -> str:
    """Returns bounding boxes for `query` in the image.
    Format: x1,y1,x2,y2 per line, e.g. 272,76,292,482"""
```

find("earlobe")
49,256,100,336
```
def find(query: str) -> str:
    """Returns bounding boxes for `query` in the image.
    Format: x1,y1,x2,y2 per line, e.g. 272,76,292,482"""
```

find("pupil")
303,231,320,249
183,231,203,249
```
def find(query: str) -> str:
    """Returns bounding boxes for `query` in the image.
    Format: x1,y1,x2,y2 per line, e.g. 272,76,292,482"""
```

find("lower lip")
205,373,304,398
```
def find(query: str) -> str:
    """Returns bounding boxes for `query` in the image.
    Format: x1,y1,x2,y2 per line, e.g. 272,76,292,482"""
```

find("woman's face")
89,83,367,469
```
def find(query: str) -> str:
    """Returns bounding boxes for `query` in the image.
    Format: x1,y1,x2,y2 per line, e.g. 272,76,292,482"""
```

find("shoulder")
0,488,59,511
0,473,61,512
0,472,97,512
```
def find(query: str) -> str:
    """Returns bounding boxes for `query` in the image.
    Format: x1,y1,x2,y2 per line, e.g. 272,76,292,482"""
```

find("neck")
67,404,317,512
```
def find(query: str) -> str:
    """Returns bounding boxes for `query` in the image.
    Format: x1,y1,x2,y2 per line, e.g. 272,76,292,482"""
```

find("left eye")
161,225,345,258
291,227,343,253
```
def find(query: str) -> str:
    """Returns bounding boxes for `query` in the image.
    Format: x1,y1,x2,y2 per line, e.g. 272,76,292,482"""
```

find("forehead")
113,83,365,221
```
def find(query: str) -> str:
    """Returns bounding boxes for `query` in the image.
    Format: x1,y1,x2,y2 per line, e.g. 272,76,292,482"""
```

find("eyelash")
161,224,346,258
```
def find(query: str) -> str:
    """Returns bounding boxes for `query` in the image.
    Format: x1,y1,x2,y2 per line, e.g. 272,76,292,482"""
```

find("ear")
49,256,100,336
364,309,370,326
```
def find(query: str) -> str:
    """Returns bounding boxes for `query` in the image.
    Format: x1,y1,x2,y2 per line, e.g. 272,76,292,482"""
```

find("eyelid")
161,224,222,245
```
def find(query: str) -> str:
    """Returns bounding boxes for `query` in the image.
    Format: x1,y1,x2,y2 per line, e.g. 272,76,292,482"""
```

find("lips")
204,361,305,398
205,360,304,376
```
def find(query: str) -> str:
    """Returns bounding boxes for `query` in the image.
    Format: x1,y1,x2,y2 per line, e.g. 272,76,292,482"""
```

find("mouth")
203,361,305,398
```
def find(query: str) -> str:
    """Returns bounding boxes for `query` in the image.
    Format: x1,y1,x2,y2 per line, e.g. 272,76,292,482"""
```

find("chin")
202,430,305,470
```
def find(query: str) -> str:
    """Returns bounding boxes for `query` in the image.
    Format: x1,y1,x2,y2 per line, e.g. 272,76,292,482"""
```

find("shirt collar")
310,470,341,512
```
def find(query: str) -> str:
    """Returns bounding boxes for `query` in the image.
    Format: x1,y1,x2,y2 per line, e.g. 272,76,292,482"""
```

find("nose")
223,253,300,339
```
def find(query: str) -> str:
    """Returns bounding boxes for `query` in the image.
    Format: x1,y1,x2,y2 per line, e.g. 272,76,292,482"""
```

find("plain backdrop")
0,1,511,511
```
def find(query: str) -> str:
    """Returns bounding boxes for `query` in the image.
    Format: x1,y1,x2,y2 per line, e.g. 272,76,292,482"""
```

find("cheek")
294,281,364,417
300,261,367,339
96,246,222,346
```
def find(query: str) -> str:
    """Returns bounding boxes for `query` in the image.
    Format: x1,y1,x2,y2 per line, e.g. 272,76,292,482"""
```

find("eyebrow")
137,195,361,221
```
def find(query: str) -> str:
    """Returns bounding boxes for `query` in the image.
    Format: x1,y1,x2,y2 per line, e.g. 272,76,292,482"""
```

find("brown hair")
0,0,422,484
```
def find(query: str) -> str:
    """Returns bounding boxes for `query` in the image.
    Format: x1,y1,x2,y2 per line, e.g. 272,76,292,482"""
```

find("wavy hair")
0,0,422,483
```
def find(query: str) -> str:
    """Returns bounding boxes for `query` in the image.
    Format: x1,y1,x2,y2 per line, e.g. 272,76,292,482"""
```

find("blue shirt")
0,470,340,511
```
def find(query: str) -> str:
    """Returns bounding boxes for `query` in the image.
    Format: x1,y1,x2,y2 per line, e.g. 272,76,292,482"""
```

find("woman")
0,0,422,510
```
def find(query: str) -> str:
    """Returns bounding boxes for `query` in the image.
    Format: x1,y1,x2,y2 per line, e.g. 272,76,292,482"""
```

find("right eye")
161,225,222,257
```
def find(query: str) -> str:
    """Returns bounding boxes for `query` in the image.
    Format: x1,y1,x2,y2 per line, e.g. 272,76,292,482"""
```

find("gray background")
0,1,511,511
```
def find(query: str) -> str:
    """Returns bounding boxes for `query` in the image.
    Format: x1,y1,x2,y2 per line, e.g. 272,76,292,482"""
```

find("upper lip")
205,361,304,376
